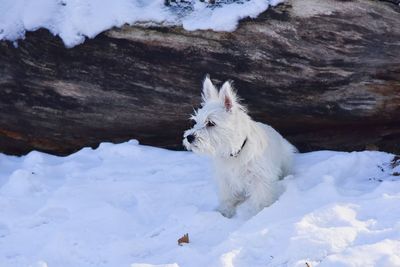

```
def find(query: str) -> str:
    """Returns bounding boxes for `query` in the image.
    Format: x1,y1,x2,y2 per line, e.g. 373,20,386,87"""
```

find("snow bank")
0,0,283,47
0,140,399,267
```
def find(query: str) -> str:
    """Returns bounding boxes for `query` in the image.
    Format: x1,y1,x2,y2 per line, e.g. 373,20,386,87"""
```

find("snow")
0,140,399,267
0,0,283,48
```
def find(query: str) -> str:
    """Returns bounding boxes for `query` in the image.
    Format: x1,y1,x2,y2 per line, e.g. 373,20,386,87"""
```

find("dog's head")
183,75,249,158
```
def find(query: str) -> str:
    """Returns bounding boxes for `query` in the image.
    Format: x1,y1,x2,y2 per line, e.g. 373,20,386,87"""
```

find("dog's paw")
218,206,236,218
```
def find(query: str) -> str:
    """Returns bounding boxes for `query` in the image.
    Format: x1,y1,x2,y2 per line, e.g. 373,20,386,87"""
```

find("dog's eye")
206,121,216,127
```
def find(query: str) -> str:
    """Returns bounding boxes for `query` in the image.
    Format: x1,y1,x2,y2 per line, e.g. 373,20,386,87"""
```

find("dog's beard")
183,135,216,156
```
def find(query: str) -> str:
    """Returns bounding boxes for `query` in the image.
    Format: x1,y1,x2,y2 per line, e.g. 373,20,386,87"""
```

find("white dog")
183,75,296,217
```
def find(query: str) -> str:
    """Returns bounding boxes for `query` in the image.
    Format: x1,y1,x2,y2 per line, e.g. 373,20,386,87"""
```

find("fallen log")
0,0,399,155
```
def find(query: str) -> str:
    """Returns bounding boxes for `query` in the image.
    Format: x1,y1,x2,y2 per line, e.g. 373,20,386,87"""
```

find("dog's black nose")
187,134,195,144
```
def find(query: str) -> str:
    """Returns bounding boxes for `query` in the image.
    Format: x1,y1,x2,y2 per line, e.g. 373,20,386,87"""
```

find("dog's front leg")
216,177,239,218
247,178,278,213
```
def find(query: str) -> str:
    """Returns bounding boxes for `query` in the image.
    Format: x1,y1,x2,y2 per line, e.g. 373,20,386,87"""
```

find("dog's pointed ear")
219,80,236,112
202,74,218,103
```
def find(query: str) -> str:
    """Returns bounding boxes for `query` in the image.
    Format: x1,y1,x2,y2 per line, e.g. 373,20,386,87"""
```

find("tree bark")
0,0,399,156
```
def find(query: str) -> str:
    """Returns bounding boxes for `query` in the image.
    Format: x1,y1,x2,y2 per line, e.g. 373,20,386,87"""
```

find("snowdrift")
0,140,399,267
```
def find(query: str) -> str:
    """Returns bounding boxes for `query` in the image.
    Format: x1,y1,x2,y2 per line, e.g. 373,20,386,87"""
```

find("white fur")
183,75,296,217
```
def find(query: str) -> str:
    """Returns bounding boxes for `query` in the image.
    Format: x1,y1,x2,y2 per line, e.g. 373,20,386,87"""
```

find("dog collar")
230,137,248,157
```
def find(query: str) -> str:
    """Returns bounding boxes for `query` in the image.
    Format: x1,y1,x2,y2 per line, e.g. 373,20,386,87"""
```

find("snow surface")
0,140,399,267
0,0,283,47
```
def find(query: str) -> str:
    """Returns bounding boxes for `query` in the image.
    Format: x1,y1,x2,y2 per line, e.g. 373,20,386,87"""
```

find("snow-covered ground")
0,140,399,267
0,0,283,47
